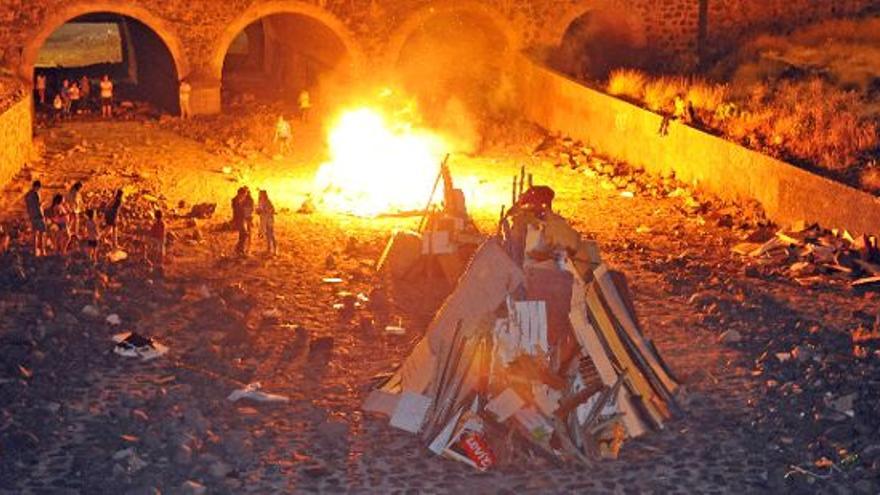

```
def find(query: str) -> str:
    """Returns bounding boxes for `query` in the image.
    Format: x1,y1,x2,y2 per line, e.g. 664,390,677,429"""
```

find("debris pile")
733,222,880,288
533,133,770,228
365,185,680,469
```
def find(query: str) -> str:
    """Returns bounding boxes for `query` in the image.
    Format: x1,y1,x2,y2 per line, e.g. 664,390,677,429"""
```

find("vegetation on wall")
603,15,880,195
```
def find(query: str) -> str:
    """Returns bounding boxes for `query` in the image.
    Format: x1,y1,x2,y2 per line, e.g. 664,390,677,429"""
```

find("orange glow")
314,103,449,217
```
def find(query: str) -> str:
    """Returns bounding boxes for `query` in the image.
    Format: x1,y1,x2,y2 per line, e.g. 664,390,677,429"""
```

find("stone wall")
0,94,33,190
0,0,875,108
705,0,880,61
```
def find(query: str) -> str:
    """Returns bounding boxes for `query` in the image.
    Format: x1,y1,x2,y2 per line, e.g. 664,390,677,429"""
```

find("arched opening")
550,8,646,81
32,12,180,115
393,8,517,148
219,12,349,106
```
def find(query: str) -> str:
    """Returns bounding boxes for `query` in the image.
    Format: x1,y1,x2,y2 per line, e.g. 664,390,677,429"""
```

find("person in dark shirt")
24,180,47,256
105,189,124,248
232,187,254,257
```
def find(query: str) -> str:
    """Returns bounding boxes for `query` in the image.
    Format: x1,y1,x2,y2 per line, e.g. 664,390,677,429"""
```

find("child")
52,94,63,124
256,190,277,256
105,189,124,248
45,194,69,255
66,181,83,237
147,209,166,266
84,208,100,264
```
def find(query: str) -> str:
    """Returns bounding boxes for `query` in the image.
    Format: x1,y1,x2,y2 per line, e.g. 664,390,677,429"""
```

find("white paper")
390,392,433,433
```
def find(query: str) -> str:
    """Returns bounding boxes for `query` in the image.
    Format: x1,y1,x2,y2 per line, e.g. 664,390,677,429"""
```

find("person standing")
179,79,192,119
68,82,81,116
79,75,91,108
274,116,292,155
100,75,114,118
84,208,100,264
52,93,64,124
45,194,70,255
35,74,47,106
24,181,47,257
298,89,311,123
105,189,124,248
256,190,277,256
232,187,254,257
60,79,71,118
147,209,167,267
66,181,83,237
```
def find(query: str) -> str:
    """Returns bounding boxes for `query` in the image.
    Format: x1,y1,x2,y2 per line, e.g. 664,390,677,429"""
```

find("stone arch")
385,1,521,68
210,0,364,81
545,0,648,79
19,2,188,82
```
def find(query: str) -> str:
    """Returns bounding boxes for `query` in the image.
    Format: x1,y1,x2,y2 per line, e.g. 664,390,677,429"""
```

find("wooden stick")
417,155,450,233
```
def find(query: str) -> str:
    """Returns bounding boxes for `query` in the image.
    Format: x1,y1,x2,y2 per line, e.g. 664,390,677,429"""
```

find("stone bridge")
0,0,876,114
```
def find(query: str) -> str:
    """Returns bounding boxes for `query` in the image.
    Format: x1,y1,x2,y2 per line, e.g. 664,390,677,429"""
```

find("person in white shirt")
35,74,47,106
100,75,114,118
298,89,311,123
179,79,192,119
274,116,292,154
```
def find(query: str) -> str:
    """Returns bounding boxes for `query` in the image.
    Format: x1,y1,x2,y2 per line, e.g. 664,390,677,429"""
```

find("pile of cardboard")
364,186,680,470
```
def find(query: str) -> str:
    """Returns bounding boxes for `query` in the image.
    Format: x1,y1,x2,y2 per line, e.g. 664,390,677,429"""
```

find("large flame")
314,106,449,217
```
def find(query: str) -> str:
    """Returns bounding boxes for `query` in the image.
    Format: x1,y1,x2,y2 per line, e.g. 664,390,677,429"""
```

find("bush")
686,80,728,115
643,76,687,112
861,164,880,194
607,69,647,101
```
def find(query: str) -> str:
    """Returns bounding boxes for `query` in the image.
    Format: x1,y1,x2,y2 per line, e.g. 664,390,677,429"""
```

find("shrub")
860,164,880,194
686,80,729,114
607,69,647,101
643,76,687,112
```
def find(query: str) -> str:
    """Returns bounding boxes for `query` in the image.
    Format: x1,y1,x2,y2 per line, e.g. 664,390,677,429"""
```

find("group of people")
232,186,277,258
23,181,166,266
36,73,115,121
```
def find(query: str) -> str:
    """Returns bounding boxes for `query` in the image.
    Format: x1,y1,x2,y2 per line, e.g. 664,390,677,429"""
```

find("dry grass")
607,69,647,101
686,81,728,114
606,69,880,179
861,164,880,194
642,77,687,112
599,15,880,191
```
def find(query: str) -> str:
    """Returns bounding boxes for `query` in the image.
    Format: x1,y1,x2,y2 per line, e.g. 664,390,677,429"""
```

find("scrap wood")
552,415,591,466
585,283,669,423
567,262,650,437
854,259,880,275
596,266,679,395
853,276,880,287
555,387,594,419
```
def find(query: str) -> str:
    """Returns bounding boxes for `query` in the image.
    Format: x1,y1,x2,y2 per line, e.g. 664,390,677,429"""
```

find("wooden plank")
566,261,649,437
595,265,679,394
585,282,669,424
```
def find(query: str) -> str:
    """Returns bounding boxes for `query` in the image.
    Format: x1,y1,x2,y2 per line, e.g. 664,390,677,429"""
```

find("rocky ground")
0,111,877,494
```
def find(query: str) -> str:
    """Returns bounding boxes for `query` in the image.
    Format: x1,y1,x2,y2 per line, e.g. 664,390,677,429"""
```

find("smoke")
300,8,518,155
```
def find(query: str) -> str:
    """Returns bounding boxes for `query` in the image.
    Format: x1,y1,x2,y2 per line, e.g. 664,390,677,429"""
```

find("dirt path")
0,119,875,494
